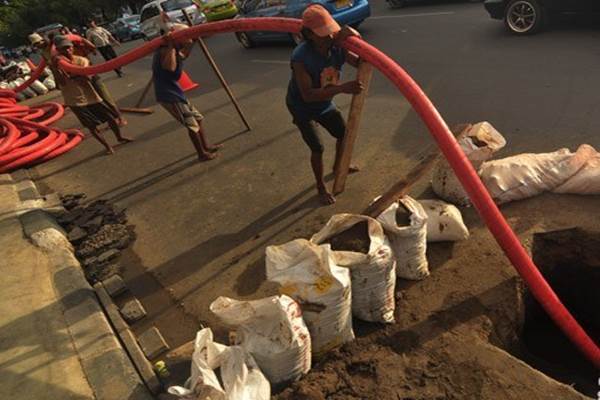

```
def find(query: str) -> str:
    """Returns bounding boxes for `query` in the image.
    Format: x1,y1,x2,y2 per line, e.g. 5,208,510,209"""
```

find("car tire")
236,32,255,49
504,0,544,35
350,20,363,29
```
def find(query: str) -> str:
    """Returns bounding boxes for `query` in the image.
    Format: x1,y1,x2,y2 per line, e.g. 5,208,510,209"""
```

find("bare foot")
206,144,223,153
105,147,115,155
198,152,218,162
318,187,336,205
118,136,134,143
117,118,128,127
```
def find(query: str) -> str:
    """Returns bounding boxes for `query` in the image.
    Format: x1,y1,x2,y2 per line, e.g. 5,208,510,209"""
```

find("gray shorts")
160,100,204,133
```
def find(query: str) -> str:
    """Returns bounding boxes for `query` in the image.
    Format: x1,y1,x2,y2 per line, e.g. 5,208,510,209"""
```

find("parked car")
112,15,143,41
484,0,600,35
35,23,64,40
196,0,238,21
234,0,371,49
140,0,207,40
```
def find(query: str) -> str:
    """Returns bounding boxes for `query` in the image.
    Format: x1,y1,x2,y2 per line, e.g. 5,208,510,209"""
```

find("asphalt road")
31,0,600,347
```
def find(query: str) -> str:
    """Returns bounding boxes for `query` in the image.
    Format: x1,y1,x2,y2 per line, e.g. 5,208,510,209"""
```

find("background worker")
152,23,221,161
86,20,123,77
286,4,363,205
52,36,132,155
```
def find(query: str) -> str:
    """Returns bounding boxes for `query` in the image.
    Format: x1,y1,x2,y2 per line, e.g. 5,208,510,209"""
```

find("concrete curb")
20,207,153,400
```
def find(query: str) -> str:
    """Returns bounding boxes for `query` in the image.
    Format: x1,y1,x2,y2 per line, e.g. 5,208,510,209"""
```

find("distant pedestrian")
152,23,221,161
286,4,362,205
52,36,132,155
86,20,123,77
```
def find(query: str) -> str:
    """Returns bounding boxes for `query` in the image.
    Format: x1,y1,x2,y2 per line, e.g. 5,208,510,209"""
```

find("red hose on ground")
0,94,83,172
41,18,600,367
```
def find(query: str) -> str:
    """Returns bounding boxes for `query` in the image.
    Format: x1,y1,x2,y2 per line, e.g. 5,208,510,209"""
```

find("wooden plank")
333,61,374,195
363,123,472,218
181,9,252,132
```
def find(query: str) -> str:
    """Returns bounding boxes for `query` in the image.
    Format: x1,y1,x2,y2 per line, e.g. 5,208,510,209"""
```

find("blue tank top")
152,46,186,104
286,42,345,122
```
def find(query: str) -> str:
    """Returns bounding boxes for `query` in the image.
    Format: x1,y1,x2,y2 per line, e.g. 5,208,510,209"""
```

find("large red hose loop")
51,17,599,367
0,118,20,155
14,58,47,93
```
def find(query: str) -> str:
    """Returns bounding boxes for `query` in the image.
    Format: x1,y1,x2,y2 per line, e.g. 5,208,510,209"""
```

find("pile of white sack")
0,61,56,102
169,199,470,399
431,121,600,205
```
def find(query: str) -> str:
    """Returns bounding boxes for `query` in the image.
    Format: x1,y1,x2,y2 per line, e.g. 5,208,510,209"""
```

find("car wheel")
504,0,543,35
236,32,255,49
350,20,363,29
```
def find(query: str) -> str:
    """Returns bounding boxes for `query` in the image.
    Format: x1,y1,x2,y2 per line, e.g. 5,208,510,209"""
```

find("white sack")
29,79,48,95
479,145,595,204
266,239,354,355
376,196,429,280
553,145,600,195
42,76,56,90
419,199,469,242
432,121,506,206
168,328,270,400
311,214,396,323
210,295,311,385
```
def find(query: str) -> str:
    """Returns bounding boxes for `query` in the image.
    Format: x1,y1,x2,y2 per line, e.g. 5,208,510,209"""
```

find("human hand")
340,80,364,95
335,25,361,44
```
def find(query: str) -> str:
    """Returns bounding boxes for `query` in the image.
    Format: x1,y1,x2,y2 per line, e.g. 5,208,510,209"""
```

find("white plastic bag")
311,214,396,323
376,196,429,280
431,121,506,206
479,145,594,204
419,200,469,242
210,295,311,386
168,328,270,400
266,239,354,355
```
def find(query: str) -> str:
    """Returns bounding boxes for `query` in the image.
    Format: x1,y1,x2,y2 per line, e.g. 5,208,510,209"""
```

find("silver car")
140,0,207,40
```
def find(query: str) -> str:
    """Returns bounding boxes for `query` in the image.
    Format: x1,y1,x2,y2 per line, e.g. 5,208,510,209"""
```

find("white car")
140,0,207,40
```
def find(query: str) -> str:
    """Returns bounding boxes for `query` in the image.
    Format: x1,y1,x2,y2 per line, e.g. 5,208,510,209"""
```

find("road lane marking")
251,60,289,65
370,11,455,19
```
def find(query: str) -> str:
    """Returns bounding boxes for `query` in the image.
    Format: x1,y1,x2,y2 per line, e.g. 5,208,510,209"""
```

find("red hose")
43,18,600,367
0,92,83,171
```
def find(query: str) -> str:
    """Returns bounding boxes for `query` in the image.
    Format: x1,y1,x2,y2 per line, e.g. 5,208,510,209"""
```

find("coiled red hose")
0,91,83,173
22,17,598,367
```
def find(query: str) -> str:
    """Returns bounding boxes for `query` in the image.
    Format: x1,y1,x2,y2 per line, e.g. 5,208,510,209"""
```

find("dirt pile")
325,221,371,254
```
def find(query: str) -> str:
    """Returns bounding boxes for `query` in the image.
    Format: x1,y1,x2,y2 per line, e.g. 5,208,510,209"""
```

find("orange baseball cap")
302,4,341,37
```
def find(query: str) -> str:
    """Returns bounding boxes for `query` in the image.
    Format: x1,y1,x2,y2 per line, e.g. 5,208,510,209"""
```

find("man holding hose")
152,23,221,161
286,4,363,205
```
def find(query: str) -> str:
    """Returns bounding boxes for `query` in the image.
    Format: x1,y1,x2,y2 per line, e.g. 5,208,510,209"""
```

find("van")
140,0,207,40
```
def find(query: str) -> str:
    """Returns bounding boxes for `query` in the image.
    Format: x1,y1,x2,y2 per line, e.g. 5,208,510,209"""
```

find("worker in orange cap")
286,4,363,205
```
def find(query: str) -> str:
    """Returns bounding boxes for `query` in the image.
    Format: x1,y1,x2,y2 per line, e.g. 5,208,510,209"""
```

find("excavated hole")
520,228,600,397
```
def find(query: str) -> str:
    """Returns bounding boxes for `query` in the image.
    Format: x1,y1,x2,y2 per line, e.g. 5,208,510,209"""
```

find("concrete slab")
120,298,147,323
102,274,127,297
138,327,170,360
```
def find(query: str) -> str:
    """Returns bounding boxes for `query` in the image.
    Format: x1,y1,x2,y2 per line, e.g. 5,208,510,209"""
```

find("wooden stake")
135,78,154,108
333,61,373,195
181,9,252,132
119,107,154,114
363,123,472,218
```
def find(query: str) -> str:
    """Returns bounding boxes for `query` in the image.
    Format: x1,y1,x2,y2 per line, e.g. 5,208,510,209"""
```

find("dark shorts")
292,109,346,153
70,101,118,130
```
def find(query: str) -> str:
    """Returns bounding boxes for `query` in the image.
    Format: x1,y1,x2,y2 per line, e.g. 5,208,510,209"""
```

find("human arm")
102,28,120,46
292,62,363,103
159,33,178,72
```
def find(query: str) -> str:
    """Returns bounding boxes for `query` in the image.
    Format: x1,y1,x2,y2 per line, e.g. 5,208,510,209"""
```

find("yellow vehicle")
195,0,238,22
